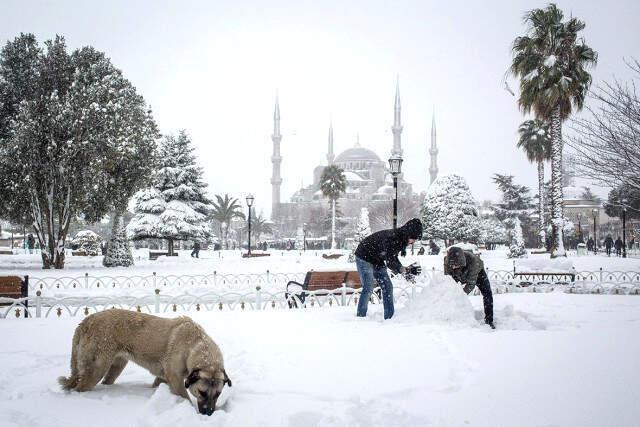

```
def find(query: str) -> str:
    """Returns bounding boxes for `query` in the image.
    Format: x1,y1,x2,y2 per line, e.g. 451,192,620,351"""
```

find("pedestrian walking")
604,235,614,257
191,241,201,258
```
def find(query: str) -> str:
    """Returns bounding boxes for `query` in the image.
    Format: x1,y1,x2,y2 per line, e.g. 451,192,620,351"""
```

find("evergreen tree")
126,131,213,255
422,175,480,244
492,174,534,257
0,34,158,269
320,165,346,249
354,207,371,244
510,3,597,257
479,216,507,246
103,213,134,267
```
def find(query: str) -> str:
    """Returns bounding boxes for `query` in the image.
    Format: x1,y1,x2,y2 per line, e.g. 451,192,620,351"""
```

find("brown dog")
58,309,231,415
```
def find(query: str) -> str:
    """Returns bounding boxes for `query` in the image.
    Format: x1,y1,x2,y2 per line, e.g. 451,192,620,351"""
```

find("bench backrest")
305,271,361,291
0,276,26,299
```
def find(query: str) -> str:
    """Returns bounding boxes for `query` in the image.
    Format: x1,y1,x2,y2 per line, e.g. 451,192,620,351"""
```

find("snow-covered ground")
1,275,639,427
1,247,639,278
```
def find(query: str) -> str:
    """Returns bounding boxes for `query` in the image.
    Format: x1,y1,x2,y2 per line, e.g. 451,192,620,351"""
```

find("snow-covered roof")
334,146,381,163
343,171,365,182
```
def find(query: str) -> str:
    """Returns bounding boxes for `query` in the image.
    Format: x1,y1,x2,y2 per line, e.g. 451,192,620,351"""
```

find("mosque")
269,81,439,240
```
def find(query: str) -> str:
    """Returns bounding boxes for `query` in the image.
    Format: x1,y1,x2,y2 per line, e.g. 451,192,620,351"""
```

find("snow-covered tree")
422,175,480,244
70,230,102,256
510,4,597,257
103,215,133,267
506,217,527,258
354,207,371,244
126,131,213,255
0,34,158,269
479,216,507,246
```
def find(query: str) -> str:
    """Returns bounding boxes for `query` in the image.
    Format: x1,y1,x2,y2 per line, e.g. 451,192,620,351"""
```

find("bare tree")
568,59,640,191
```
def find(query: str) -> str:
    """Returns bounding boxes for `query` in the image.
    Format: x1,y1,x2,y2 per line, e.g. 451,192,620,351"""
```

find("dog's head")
185,368,232,416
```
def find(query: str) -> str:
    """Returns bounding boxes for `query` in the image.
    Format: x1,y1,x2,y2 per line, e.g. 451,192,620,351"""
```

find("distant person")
444,247,495,329
614,237,623,257
429,240,440,255
604,235,614,257
587,237,594,253
27,233,35,254
417,246,425,255
190,241,201,258
354,218,423,320
263,241,268,251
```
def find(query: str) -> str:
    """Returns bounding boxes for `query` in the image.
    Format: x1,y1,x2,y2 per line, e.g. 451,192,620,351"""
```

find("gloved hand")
462,283,476,294
407,262,422,276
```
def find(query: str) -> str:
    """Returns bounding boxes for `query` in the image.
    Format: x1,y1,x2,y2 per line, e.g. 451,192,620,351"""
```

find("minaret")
429,111,438,185
271,96,282,220
327,121,335,165
391,77,403,158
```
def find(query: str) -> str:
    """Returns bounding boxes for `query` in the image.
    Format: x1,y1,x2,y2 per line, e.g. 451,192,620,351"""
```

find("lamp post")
388,154,403,230
303,223,307,252
577,213,583,242
246,194,254,256
592,209,598,254
622,198,628,258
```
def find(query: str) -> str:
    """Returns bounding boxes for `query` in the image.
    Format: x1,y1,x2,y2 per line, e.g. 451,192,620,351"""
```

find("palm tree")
246,211,273,243
210,194,245,249
510,3,597,257
518,119,552,249
320,165,346,249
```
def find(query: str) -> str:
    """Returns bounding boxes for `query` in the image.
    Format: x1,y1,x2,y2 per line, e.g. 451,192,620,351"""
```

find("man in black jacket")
444,247,495,329
354,218,423,320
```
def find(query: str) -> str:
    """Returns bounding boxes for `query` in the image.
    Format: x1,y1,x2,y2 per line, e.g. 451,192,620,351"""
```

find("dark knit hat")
400,218,423,240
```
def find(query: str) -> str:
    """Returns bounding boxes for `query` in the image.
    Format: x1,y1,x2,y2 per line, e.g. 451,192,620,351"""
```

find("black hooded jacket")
354,219,423,274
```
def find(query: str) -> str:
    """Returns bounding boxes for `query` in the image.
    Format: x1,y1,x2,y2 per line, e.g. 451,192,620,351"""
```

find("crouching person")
354,218,423,320
444,247,495,329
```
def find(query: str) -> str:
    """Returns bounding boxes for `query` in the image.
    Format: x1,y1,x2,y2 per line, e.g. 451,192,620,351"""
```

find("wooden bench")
72,250,88,256
285,270,377,308
0,275,29,318
512,272,575,286
321,253,343,260
149,251,179,260
241,252,271,258
0,249,13,255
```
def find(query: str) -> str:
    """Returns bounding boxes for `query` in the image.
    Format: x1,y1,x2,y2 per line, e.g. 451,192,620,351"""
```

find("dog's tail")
58,326,82,390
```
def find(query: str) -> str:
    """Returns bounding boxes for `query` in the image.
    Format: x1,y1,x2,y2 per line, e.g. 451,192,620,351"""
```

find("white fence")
2,268,640,319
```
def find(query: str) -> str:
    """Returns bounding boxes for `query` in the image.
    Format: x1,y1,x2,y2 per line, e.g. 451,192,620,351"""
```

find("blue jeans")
356,257,395,319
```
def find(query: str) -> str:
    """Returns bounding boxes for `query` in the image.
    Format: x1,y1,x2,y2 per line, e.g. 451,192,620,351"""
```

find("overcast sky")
2,0,638,217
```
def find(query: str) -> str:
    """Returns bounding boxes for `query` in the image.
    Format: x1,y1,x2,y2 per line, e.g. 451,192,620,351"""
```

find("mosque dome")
334,146,381,163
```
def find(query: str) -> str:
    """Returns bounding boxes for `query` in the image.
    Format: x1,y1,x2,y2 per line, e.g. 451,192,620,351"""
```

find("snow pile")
396,273,478,327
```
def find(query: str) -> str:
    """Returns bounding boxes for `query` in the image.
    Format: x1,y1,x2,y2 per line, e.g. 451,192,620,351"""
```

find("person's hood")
397,218,423,240
446,247,467,268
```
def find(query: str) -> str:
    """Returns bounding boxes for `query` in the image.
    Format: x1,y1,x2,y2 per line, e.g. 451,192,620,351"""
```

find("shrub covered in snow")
70,230,102,256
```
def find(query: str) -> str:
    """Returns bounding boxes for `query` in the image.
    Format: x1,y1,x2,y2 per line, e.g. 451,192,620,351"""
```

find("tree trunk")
331,198,336,249
550,104,566,258
168,238,175,256
537,160,546,249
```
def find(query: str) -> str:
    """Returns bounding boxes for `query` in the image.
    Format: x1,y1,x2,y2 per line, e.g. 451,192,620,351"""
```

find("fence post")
152,272,157,289
341,283,346,306
154,289,160,313
599,267,603,282
411,282,416,300
84,272,89,289
432,266,436,281
214,271,217,286
256,286,262,311
266,270,270,286
35,290,42,318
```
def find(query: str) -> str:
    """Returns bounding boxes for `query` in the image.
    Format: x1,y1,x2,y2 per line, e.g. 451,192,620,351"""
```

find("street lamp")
592,209,598,254
388,154,403,230
577,213,583,242
622,198,628,258
246,194,254,256
303,223,307,252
